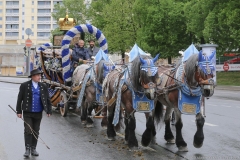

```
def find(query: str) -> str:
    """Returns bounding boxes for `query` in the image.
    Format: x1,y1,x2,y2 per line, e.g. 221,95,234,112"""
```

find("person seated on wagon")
72,40,91,67
87,39,99,59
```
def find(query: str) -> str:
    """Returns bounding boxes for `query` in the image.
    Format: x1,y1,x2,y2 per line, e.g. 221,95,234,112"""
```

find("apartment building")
0,0,63,45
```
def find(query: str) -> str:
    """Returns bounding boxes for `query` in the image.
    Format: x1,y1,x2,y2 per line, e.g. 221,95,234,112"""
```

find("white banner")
216,64,240,71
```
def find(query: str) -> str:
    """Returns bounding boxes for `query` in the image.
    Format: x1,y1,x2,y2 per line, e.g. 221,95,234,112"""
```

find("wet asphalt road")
0,82,181,160
0,78,240,160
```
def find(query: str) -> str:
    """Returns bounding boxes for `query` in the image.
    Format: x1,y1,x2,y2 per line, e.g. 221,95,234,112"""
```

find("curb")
0,81,22,84
0,76,28,78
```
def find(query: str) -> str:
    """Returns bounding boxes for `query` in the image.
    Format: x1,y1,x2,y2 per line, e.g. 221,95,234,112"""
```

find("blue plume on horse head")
103,63,108,71
209,50,216,62
198,50,203,62
153,54,160,63
139,56,147,65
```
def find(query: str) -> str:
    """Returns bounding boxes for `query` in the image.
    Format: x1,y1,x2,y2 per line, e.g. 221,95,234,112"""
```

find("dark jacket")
16,80,52,114
72,45,90,62
88,46,99,57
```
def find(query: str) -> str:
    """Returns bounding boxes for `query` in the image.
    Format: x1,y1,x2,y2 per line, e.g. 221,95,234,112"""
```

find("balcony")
5,21,19,24
37,5,51,9
5,13,19,16
5,5,19,8
5,36,19,40
5,29,19,32
37,29,51,32
37,13,51,16
37,21,51,24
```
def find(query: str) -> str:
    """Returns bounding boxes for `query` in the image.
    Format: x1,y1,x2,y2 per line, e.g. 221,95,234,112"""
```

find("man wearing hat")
16,69,52,157
88,39,99,58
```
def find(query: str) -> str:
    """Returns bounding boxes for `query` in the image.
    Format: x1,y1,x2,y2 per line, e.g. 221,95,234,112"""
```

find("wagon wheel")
59,91,68,117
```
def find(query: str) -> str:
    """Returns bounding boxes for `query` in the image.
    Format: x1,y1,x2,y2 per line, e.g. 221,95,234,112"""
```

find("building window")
0,17,2,21
22,4,25,7
53,24,58,29
53,1,62,5
0,2,2,5
32,1,34,5
6,24,19,29
6,1,19,5
22,12,24,15
22,35,24,39
0,10,2,13
22,20,24,23
38,1,51,5
32,24,34,28
38,9,51,13
32,32,34,36
37,24,51,29
37,32,50,37
32,9,34,13
22,27,24,30
6,16,19,21
6,9,19,13
32,16,34,20
0,25,2,28
0,32,2,36
5,32,19,37
37,17,51,21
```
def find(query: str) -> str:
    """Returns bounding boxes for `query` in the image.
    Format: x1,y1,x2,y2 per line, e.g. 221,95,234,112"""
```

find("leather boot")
23,145,30,157
31,146,39,156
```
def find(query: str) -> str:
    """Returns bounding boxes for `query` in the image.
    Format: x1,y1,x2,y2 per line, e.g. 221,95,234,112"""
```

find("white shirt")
32,81,38,89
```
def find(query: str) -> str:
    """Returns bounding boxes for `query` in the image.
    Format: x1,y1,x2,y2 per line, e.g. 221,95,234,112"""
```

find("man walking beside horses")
16,69,52,157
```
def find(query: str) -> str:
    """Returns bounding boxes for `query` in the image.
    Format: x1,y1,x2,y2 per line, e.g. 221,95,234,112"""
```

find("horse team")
62,49,216,152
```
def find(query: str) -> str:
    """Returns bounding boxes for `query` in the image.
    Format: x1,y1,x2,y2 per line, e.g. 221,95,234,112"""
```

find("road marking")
192,120,218,127
222,105,231,108
208,104,217,106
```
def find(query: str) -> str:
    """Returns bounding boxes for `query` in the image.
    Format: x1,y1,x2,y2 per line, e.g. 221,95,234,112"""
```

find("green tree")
89,0,139,59
133,0,191,60
51,0,87,25
185,0,240,54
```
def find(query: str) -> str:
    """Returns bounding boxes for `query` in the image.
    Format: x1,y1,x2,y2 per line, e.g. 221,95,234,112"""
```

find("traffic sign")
223,62,229,71
25,28,32,35
25,39,32,47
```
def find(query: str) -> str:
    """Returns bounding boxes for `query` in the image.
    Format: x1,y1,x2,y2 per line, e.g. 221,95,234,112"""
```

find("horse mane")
184,54,198,87
131,55,154,92
97,60,105,84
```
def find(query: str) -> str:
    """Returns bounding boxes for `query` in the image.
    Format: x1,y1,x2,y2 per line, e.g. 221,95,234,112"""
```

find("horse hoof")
101,126,107,130
81,121,87,125
166,138,175,144
193,142,203,148
151,137,157,145
129,146,139,151
86,124,94,128
178,146,188,152
107,137,116,141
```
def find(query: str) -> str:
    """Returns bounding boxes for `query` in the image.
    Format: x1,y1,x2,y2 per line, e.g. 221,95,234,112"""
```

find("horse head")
196,50,215,97
103,63,115,78
138,54,160,100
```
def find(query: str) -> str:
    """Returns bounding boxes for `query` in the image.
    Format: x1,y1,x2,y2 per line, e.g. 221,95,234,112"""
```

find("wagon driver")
16,69,52,157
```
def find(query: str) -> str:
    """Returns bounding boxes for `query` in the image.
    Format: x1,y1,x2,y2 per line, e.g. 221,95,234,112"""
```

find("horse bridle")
140,59,157,89
195,67,214,85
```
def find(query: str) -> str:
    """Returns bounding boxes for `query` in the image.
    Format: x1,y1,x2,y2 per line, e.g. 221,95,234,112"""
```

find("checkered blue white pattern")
61,24,108,82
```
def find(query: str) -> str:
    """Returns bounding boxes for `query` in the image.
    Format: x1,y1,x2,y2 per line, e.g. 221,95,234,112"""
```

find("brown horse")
74,60,115,127
155,51,216,151
103,54,163,150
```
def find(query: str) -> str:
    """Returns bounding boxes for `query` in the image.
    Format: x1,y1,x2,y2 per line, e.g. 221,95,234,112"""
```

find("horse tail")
154,100,164,125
